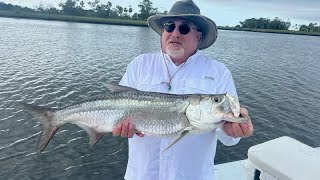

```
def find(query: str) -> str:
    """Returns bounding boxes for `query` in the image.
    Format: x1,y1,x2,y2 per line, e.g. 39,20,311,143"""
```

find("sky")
1,0,320,27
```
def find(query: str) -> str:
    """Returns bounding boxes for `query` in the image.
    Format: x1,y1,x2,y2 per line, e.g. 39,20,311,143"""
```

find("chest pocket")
180,78,217,94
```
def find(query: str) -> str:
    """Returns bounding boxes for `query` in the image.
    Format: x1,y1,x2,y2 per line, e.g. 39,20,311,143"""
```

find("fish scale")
54,96,187,136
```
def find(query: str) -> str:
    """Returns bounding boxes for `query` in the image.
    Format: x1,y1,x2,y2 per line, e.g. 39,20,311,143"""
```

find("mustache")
167,38,182,44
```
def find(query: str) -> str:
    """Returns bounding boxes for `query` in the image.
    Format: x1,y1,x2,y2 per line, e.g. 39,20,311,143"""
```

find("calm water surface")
0,17,319,179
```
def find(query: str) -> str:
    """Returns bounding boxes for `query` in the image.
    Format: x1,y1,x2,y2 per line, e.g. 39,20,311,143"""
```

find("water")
0,17,319,179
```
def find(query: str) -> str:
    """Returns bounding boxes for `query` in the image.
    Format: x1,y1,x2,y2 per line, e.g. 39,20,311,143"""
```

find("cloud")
197,0,320,26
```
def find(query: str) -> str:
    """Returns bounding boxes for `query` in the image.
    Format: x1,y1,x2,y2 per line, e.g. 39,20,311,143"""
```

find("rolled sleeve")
215,127,241,146
216,69,238,98
119,55,142,88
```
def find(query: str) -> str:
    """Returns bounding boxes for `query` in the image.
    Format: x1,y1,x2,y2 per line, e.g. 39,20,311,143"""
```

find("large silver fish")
22,84,247,152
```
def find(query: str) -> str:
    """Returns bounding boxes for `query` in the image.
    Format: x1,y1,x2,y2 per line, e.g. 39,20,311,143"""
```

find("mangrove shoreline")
1,10,319,36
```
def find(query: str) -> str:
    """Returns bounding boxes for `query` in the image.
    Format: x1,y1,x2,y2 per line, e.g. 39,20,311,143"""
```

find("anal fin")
89,131,106,146
80,126,106,146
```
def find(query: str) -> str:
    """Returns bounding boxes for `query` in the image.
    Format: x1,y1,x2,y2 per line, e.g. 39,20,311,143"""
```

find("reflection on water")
0,17,320,179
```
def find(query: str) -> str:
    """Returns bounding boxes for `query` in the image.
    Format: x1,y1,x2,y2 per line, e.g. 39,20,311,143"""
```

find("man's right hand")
112,119,144,138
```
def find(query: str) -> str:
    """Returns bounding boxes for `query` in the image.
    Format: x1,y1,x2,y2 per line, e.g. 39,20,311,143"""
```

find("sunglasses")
163,22,200,35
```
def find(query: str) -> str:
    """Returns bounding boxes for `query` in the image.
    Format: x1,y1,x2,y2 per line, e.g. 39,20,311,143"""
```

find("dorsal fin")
105,83,137,93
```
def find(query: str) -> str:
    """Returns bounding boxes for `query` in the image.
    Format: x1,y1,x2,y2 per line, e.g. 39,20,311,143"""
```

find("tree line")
0,0,165,20
298,23,320,32
236,17,319,32
0,0,319,32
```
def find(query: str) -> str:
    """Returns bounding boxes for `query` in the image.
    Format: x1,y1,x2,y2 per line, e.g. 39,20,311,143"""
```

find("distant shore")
1,10,319,36
218,26,320,36
0,10,147,27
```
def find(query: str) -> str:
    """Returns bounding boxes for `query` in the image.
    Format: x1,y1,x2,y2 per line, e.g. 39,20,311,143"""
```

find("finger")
240,125,253,137
127,123,135,138
240,108,253,137
136,132,145,137
222,122,230,136
240,107,249,118
232,122,245,137
121,121,129,137
113,123,122,136
240,119,253,137
223,122,235,137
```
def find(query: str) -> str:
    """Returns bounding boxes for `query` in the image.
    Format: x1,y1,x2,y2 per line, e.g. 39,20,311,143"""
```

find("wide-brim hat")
147,0,218,50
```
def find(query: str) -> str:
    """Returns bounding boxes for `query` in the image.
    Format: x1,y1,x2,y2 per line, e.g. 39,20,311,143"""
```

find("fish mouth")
213,120,226,126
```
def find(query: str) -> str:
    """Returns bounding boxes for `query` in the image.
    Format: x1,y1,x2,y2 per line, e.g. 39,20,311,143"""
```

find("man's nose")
171,25,181,37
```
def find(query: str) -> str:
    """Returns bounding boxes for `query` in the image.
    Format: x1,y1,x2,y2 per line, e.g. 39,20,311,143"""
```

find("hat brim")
147,14,218,50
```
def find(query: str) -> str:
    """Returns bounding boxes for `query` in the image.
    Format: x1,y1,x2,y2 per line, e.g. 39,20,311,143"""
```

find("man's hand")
112,119,144,138
222,107,253,138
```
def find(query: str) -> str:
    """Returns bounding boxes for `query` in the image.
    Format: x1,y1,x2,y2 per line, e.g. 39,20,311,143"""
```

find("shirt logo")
203,76,215,82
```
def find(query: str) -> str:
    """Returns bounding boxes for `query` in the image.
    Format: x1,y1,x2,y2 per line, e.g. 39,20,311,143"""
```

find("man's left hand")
222,107,253,138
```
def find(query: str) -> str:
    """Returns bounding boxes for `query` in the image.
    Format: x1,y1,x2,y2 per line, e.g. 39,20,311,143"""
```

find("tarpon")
22,83,247,152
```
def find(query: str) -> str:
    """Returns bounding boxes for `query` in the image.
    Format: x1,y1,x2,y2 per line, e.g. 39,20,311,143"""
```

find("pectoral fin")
162,127,193,152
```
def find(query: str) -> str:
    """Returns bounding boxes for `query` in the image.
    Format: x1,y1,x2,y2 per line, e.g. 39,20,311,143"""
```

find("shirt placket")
159,138,170,180
167,60,181,93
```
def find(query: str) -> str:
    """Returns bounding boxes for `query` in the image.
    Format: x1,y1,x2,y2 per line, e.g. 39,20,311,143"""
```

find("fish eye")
212,96,221,103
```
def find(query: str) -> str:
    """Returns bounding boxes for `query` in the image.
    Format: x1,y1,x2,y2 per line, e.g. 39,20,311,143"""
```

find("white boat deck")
214,146,320,180
214,160,245,180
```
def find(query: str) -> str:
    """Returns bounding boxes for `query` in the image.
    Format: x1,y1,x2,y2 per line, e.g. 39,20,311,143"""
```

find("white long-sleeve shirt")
120,50,240,180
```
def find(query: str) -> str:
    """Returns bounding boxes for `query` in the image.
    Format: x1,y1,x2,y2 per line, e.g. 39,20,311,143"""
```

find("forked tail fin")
21,103,59,152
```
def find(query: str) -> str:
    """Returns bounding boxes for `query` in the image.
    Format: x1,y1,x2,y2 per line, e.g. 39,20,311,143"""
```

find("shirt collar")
161,50,201,67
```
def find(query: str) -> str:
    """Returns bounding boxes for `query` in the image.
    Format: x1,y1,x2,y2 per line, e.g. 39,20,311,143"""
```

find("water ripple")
108,148,124,156
1,17,319,179
0,132,41,150
0,151,29,161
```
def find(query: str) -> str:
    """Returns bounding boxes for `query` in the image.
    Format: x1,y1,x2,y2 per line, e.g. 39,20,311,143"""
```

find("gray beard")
166,46,185,59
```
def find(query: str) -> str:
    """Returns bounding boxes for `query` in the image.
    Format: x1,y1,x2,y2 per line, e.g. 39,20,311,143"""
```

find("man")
113,0,253,179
